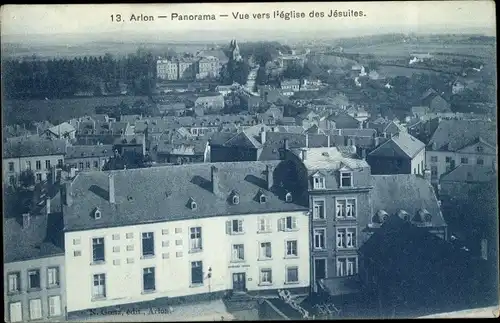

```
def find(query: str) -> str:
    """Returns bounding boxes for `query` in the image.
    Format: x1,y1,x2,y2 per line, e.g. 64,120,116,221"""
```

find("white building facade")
64,211,310,313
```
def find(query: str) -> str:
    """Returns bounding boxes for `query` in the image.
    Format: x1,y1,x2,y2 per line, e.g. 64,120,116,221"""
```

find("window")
337,257,357,277
47,267,60,287
230,219,244,234
232,195,240,205
258,217,271,233
86,161,91,169
314,229,326,249
260,268,272,285
340,172,353,187
313,200,325,219
26,161,32,170
461,157,469,164
143,267,156,292
45,160,51,170
445,156,451,163
336,198,356,218
337,228,356,248
142,232,155,257
29,299,42,320
285,192,293,202
79,162,84,169
286,240,298,257
92,237,105,262
431,156,438,162
28,269,40,289
48,295,62,316
35,173,42,182
190,227,202,251
259,194,267,203
57,159,63,167
8,272,20,293
93,160,99,168
8,162,14,172
232,244,245,262
9,302,22,322
191,261,203,285
477,146,484,152
36,160,41,170
279,216,298,231
92,274,106,299
259,242,272,259
477,158,484,165
313,176,326,189
286,266,299,283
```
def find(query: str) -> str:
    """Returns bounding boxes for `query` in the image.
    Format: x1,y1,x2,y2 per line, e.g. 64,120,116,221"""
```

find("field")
3,95,151,124
377,65,447,78
342,41,496,59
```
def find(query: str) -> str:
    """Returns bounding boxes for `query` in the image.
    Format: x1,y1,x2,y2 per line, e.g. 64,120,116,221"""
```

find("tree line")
2,49,157,100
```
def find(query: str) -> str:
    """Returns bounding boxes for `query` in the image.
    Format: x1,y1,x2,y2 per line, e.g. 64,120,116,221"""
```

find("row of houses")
5,142,455,321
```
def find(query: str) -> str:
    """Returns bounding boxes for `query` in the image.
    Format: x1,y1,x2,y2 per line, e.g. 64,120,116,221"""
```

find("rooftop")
428,119,497,151
368,132,425,159
63,161,308,232
4,211,64,263
290,147,369,170
3,137,67,158
370,174,446,228
440,165,497,183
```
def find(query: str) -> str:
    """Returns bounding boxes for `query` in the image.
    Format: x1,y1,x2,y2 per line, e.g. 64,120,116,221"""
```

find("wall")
4,255,66,322
366,155,411,175
65,157,109,172
3,154,64,186
410,149,426,175
64,211,310,313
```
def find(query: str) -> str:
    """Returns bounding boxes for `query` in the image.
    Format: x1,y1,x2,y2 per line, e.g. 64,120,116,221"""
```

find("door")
232,273,246,292
9,302,22,322
314,258,327,280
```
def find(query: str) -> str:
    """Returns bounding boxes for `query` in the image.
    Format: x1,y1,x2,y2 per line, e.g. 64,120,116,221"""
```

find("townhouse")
44,122,76,141
426,119,497,184
3,137,67,187
156,59,179,81
280,144,373,296
65,145,114,173
4,198,66,322
194,94,225,113
62,161,311,316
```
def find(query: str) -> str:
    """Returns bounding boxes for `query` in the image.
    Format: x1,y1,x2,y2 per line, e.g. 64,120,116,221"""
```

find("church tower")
230,39,242,62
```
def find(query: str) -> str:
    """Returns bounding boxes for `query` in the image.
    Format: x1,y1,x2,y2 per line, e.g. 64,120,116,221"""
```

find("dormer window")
397,210,410,222
312,173,326,189
259,194,266,204
232,195,240,205
188,198,197,210
285,192,293,203
340,172,353,188
94,208,102,220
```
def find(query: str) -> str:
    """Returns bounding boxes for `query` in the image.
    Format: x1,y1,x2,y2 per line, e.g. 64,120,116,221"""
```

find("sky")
0,1,496,42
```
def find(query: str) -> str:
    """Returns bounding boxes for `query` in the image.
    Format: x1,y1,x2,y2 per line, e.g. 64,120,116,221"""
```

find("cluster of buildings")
3,39,497,321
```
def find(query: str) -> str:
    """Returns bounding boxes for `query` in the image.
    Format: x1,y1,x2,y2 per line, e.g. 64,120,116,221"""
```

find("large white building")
62,161,310,315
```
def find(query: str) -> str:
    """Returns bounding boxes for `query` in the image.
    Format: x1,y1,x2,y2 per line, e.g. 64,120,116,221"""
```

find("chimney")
261,130,266,145
22,213,30,229
301,149,308,161
51,166,57,184
46,197,51,215
481,239,488,260
423,168,431,181
266,165,274,190
283,138,289,151
374,137,380,147
305,134,309,148
327,135,331,148
109,173,115,204
64,182,73,206
211,166,220,196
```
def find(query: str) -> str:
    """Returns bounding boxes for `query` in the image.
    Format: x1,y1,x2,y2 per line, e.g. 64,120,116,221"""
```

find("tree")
19,169,35,189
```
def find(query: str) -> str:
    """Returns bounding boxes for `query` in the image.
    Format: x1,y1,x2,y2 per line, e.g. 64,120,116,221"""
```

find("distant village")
3,38,497,321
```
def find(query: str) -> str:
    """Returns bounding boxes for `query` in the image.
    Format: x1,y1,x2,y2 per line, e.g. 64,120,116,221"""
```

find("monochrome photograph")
1,2,498,321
